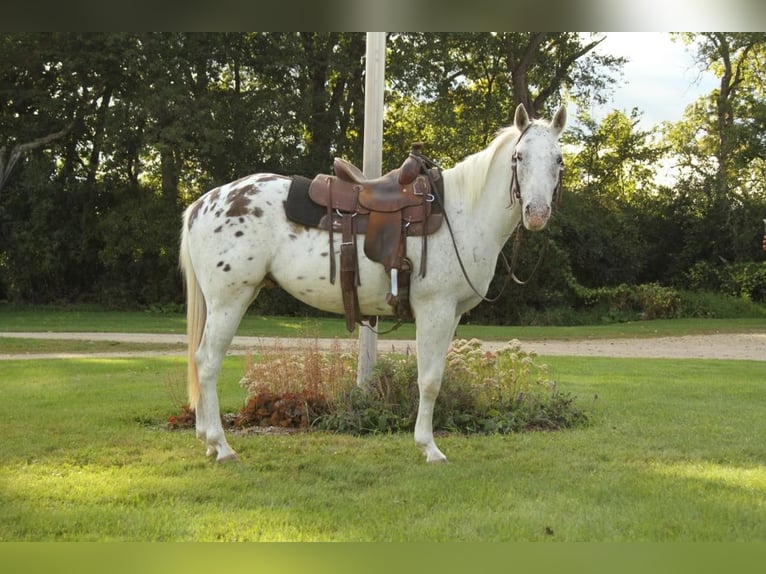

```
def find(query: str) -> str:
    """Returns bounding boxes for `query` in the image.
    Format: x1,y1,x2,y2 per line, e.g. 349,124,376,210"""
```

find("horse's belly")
269,236,396,317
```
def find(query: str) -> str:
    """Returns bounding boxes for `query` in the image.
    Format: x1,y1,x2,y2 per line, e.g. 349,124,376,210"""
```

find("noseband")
507,123,565,286
509,125,564,208
414,124,566,301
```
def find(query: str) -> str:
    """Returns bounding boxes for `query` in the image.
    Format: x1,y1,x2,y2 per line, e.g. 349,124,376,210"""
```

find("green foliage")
96,185,182,306
679,289,766,319
723,262,766,302
436,339,588,434
685,260,766,303
231,339,589,435
2,32,766,329
576,282,683,322
0,32,623,308
316,353,420,434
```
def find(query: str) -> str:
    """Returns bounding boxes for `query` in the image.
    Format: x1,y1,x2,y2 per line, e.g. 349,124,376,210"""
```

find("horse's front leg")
414,306,461,464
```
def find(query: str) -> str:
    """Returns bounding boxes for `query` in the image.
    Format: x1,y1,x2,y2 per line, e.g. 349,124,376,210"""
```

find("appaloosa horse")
180,103,566,463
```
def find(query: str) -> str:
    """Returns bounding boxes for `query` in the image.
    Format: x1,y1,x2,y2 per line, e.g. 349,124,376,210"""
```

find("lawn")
1,350,764,541
1,303,765,341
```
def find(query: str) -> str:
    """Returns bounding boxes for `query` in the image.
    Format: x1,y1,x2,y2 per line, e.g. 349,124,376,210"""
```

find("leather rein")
423,126,563,303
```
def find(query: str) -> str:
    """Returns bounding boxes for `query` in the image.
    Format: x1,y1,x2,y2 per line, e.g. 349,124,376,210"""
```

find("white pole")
357,32,386,388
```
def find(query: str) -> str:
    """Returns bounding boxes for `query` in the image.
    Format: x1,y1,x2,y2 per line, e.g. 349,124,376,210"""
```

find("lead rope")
509,223,550,286
429,174,514,303
362,317,404,335
425,149,551,299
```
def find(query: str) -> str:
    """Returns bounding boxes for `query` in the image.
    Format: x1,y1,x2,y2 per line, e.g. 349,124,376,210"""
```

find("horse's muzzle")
523,201,551,231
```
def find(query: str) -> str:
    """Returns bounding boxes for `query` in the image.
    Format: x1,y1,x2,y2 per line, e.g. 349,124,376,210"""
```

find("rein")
507,123,563,286
421,127,562,301
509,224,550,286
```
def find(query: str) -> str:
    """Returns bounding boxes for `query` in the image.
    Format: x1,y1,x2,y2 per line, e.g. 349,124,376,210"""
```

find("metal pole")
357,32,386,388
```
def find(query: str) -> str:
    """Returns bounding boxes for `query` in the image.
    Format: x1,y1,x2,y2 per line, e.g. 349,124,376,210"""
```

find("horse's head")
511,104,567,231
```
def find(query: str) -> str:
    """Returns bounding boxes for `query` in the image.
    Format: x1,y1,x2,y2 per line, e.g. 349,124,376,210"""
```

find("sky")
582,32,719,129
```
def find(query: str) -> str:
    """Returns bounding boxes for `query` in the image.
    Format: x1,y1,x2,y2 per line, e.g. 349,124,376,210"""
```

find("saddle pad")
284,175,326,228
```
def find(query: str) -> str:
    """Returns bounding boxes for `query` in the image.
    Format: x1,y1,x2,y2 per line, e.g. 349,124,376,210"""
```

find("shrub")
167,403,196,430
684,260,766,303
679,289,766,318
570,281,682,322
634,283,683,320
234,389,331,429
722,262,766,303
226,338,589,435
436,338,587,433
235,338,357,430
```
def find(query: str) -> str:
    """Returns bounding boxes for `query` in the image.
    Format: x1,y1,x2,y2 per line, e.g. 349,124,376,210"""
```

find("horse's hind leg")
195,295,252,462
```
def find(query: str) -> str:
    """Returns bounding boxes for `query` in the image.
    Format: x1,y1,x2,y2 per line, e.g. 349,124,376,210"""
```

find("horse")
179,103,567,463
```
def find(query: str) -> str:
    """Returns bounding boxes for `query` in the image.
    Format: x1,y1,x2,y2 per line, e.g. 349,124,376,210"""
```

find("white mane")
447,125,520,209
448,118,553,209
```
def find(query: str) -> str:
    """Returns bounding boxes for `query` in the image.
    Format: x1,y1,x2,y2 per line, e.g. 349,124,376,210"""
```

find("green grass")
2,303,765,341
1,353,765,541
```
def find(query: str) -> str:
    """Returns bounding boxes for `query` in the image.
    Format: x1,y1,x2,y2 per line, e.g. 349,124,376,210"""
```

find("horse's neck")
443,139,521,252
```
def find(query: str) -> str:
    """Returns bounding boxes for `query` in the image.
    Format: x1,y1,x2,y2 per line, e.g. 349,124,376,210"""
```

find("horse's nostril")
525,203,550,217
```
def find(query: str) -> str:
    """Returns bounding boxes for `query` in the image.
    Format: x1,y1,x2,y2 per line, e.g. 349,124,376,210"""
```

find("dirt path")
0,331,764,361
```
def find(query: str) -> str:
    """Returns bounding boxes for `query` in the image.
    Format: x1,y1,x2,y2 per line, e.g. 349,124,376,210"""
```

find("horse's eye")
557,155,564,168
515,153,523,162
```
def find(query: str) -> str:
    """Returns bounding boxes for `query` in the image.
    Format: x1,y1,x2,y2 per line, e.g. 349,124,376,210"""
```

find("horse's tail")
180,211,205,410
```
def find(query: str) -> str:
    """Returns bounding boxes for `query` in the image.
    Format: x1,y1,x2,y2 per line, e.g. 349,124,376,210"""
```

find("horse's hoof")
418,441,448,464
424,449,448,464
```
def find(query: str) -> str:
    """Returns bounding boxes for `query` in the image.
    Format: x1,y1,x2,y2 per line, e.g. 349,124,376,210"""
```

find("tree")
0,33,134,301
0,33,371,304
297,33,366,175
15,32,753,315
665,33,766,274
384,33,624,169
560,108,666,287
385,33,629,323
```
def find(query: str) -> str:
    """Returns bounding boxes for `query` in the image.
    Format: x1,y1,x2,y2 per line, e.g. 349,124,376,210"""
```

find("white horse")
180,103,566,463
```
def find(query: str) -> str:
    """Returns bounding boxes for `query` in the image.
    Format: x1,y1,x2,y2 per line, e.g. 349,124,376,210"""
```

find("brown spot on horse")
187,199,205,229
226,186,253,217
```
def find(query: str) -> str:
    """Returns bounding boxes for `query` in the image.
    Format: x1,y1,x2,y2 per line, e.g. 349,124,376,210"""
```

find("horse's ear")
514,104,530,131
551,105,567,135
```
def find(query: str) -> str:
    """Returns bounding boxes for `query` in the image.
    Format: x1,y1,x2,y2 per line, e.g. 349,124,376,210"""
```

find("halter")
509,123,564,209
414,127,565,302
507,124,565,285
509,124,530,205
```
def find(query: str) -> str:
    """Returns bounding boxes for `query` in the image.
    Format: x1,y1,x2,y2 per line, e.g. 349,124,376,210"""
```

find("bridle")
422,125,564,302
508,124,530,206
509,124,564,210
506,124,565,286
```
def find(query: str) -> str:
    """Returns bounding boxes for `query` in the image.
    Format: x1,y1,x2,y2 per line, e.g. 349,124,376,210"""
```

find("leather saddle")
307,145,443,330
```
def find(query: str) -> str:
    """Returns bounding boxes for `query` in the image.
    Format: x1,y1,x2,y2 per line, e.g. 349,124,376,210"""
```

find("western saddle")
308,145,443,331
